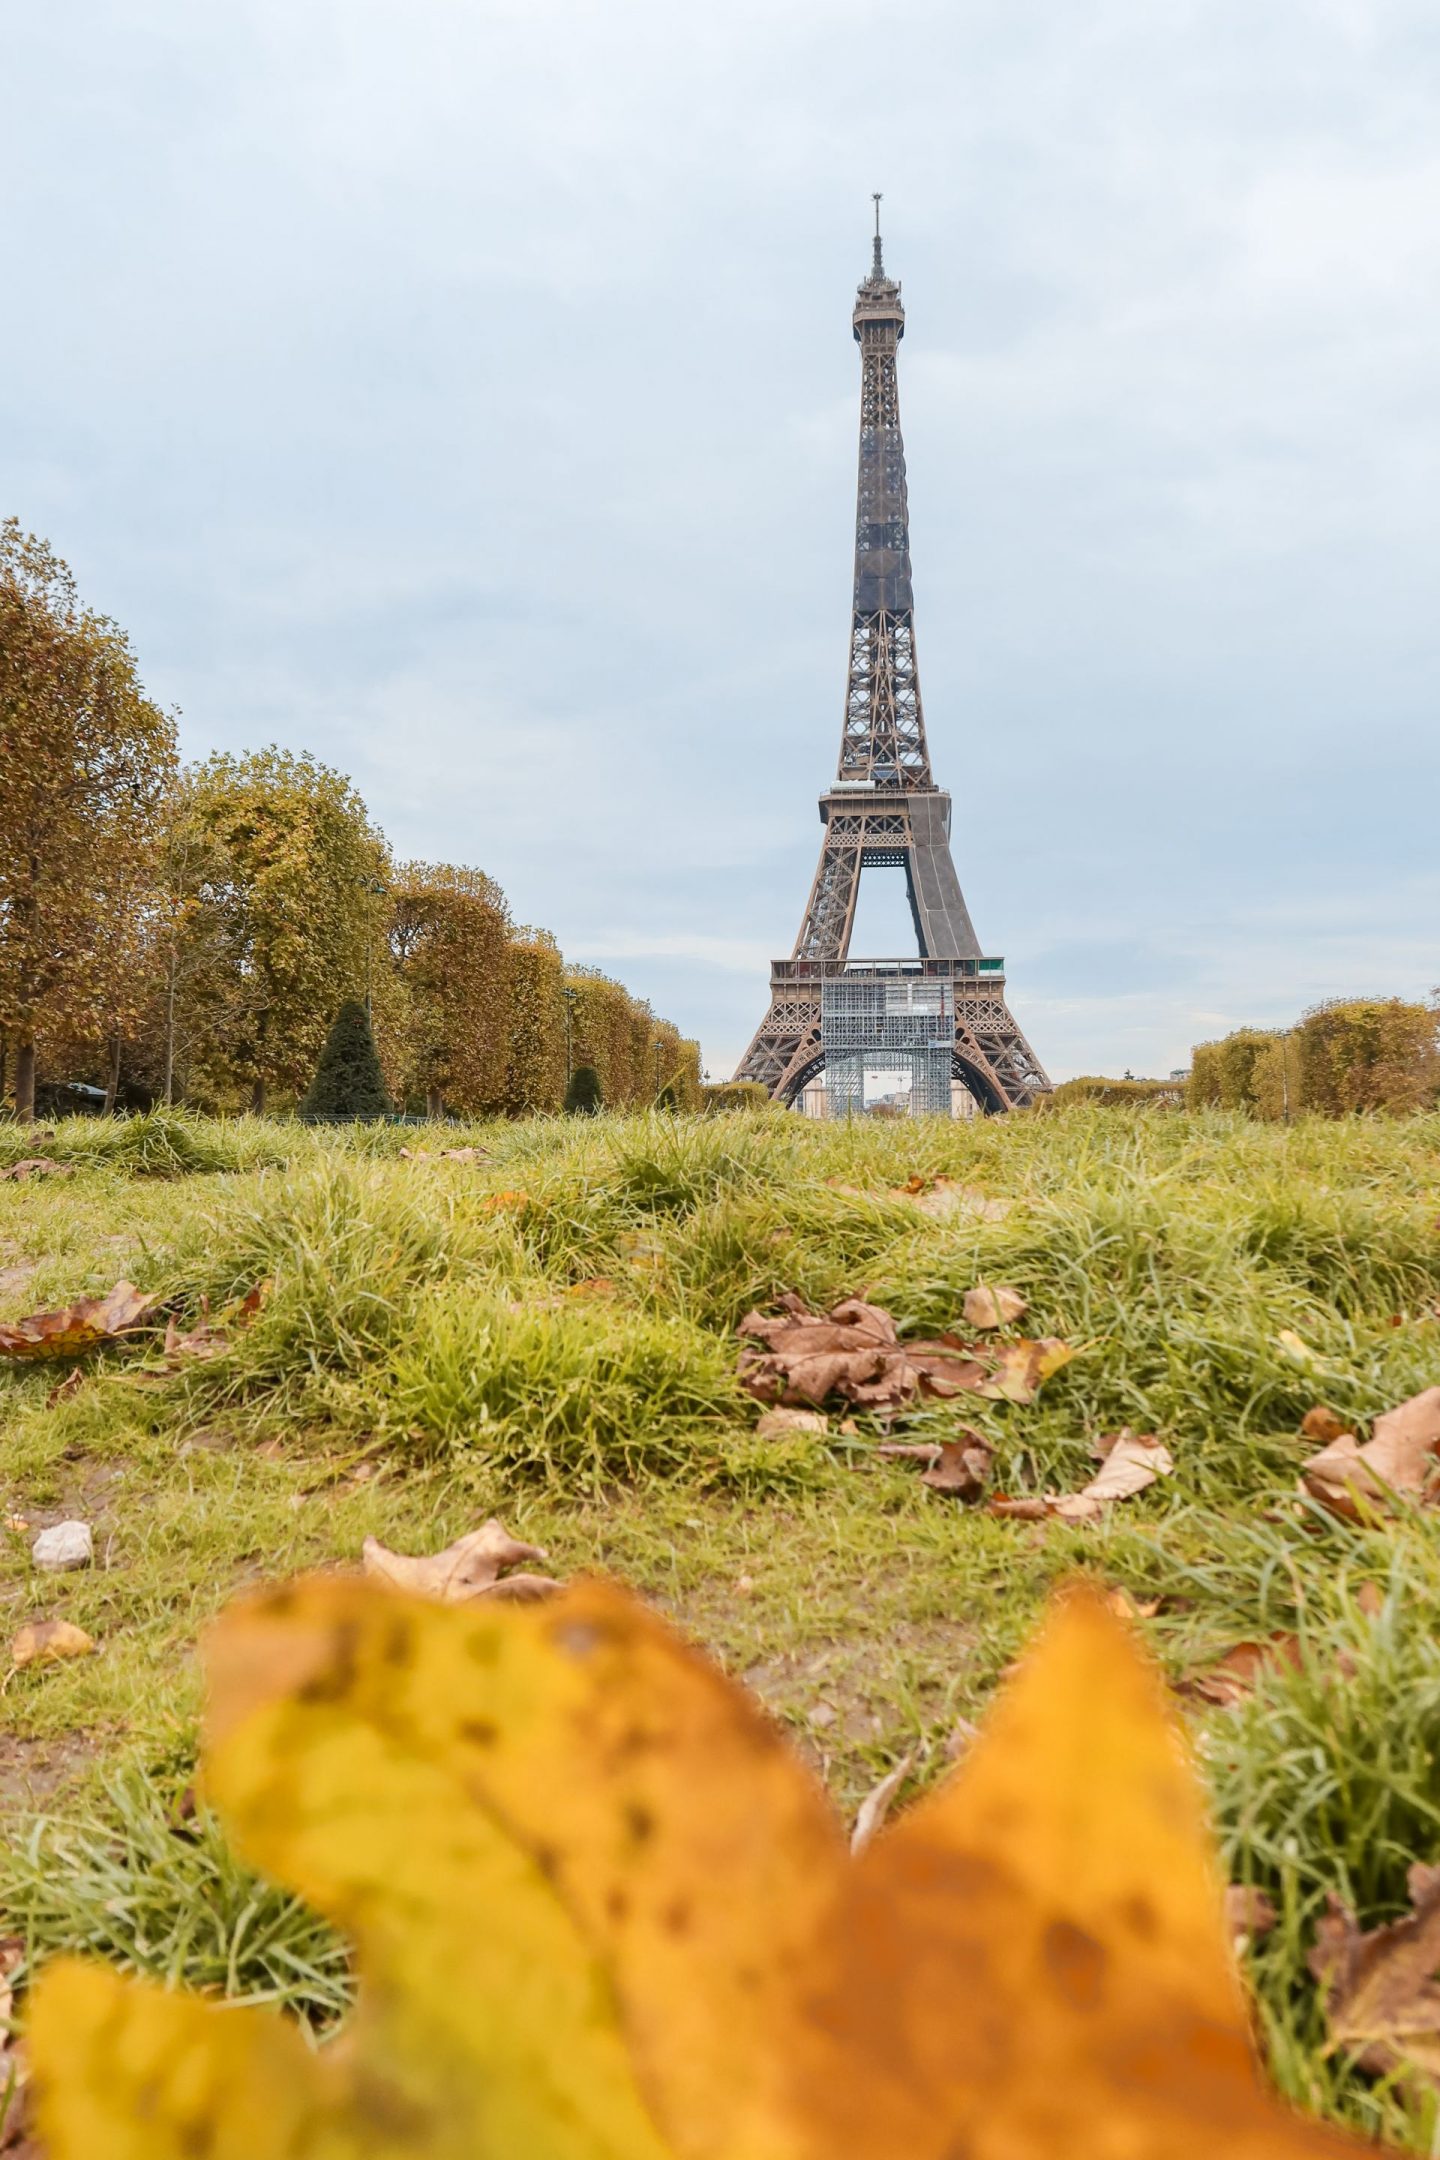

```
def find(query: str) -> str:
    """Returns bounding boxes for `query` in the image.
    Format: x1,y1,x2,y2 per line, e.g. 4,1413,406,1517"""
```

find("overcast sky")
6,0,1439,1082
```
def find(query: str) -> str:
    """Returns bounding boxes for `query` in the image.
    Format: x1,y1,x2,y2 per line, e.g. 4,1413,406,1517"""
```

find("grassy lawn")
3,1104,1440,2147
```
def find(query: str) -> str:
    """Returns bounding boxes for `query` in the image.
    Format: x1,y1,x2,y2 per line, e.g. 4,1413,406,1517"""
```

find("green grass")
3,1103,1440,2145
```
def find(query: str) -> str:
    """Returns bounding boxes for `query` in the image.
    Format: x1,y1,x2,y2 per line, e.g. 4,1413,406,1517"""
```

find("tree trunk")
14,1035,36,1124
103,1032,123,1115
251,1077,266,1116
426,1086,444,1120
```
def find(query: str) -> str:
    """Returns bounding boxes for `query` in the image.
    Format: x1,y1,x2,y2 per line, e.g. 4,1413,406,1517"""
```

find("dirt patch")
0,1731,93,1813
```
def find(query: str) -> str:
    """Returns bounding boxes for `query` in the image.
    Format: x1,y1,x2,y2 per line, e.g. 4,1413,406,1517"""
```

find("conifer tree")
299,1001,392,1121
564,1063,603,1116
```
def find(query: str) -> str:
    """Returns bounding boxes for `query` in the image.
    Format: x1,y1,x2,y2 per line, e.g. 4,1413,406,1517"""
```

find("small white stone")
32,1520,93,1571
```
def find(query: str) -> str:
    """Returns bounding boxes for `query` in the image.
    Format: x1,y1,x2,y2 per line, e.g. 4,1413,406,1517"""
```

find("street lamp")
357,875,389,1019
562,986,580,1083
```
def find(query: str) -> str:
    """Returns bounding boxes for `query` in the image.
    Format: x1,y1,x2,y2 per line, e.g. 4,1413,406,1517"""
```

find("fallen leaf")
920,1432,994,1500
1226,1886,1278,1947
988,1432,1173,1526
961,1284,1027,1331
1106,1587,1162,1621
1301,1406,1354,1446
566,1277,618,1300
755,1408,829,1438
1301,1386,1440,1520
1356,1582,1385,1620
738,1295,1064,1414
0,1281,155,1363
9,1619,95,1669
898,1177,1009,1222
440,1147,488,1164
1309,1866,1440,2082
480,1189,530,1214
1062,1431,1174,1515
0,1159,71,1183
1179,1634,1303,1708
44,1368,83,1410
29,1580,1370,2160
361,1519,560,1603
850,1754,913,1854
1278,1329,1320,1367
944,1714,980,1760
974,1337,1076,1404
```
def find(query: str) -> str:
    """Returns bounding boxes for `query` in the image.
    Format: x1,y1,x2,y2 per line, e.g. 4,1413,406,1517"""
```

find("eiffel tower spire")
734,212,1049,1115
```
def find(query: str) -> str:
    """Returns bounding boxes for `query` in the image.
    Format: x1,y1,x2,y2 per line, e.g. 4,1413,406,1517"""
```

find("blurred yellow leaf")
31,1583,1370,2159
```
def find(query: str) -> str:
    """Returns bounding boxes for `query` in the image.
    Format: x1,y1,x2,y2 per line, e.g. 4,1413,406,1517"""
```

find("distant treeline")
1054,997,1439,1118
0,520,699,1120
1188,998,1438,1119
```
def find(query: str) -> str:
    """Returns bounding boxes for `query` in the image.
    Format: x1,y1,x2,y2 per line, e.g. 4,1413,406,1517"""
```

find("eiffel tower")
734,204,1050,1115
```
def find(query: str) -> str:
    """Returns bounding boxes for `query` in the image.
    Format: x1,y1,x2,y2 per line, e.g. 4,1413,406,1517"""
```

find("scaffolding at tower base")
821,968,955,1118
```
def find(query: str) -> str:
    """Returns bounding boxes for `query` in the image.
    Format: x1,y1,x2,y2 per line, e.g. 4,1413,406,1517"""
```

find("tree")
389,863,510,1117
299,1000,392,1121
169,750,388,1112
0,521,177,1119
503,930,566,1115
565,1064,603,1115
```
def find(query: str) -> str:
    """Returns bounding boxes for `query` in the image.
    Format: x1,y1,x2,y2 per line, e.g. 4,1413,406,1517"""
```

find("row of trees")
1189,998,1439,1118
0,522,700,1120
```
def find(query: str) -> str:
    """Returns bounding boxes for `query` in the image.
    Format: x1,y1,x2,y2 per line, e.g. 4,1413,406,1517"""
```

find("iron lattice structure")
734,210,1050,1115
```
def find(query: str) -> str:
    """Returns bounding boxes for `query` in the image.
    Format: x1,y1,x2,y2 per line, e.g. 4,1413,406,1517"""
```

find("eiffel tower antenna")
733,219,1050,1117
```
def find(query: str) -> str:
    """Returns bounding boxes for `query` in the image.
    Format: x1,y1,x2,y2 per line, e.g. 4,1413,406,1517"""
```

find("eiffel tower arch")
735,206,1050,1116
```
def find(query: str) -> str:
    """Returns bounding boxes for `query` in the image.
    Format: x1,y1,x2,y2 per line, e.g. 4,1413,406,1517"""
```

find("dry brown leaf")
1226,1885,1279,1946
1106,1587,1163,1621
1301,1405,1354,1446
44,1367,83,1410
1309,1867,1440,2082
1179,1634,1303,1708
10,1619,96,1669
0,1281,155,1363
480,1189,530,1214
0,1158,71,1183
738,1296,1067,1414
920,1432,994,1500
755,1408,829,1438
988,1432,1173,1526
850,1754,913,1854
161,1283,268,1367
961,1284,1027,1331
566,1277,618,1300
1301,1386,1440,1520
975,1337,1076,1404
1356,1581,1385,1620
361,1519,560,1604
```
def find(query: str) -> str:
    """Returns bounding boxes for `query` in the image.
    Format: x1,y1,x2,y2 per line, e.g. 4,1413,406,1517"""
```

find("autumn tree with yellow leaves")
0,521,177,1120
388,862,512,1117
164,750,390,1113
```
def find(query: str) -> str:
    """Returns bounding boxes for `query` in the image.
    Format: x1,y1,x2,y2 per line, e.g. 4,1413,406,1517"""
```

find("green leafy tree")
389,863,510,1117
565,1063,603,1116
503,930,566,1115
0,521,177,1119
169,750,388,1112
299,1000,392,1121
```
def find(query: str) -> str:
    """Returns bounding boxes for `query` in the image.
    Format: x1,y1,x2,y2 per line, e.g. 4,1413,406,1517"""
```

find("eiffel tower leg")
735,994,821,1100
954,997,1049,1112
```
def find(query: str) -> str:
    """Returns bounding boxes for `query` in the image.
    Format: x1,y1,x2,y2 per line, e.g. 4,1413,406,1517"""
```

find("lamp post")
562,986,579,1083
358,875,388,1019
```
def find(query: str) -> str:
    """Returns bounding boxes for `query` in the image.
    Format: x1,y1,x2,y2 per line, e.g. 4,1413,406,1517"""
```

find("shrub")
1045,1076,1180,1109
299,1002,392,1123
1187,1030,1278,1112
699,1081,772,1114
565,1064,603,1116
